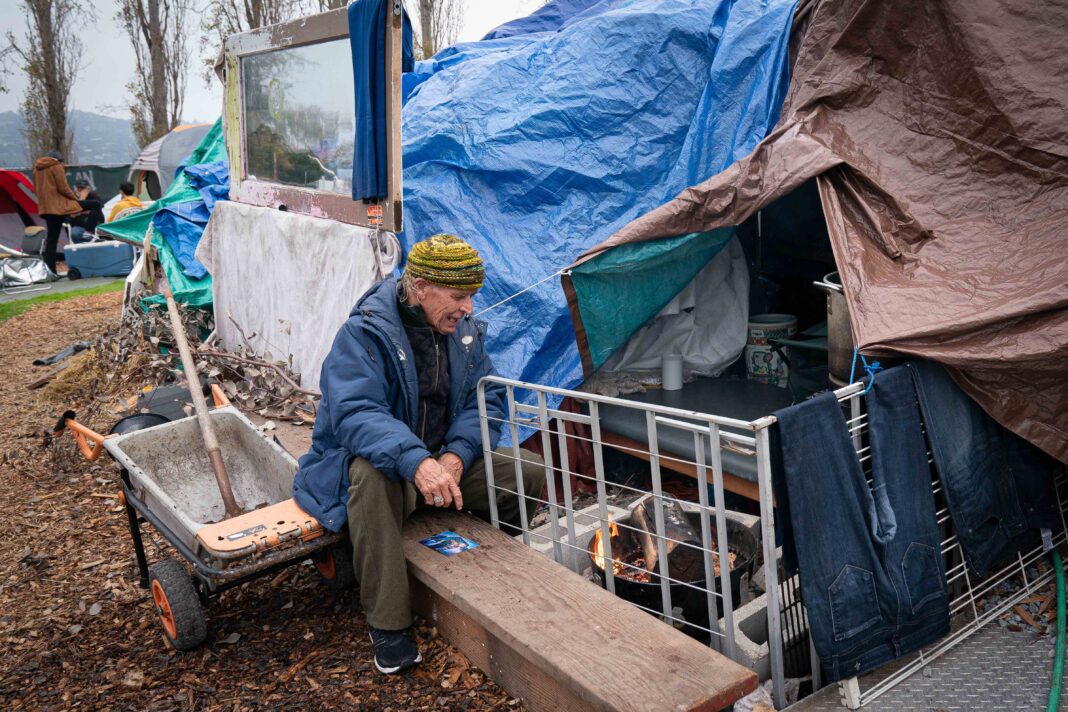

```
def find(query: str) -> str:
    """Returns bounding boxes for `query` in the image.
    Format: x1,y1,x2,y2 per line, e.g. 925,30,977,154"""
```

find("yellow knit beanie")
404,233,484,290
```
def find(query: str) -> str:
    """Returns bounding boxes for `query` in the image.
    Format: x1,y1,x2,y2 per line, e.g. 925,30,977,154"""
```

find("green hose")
1048,548,1065,712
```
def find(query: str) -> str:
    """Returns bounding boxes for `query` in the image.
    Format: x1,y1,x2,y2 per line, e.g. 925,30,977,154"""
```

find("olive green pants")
346,447,546,630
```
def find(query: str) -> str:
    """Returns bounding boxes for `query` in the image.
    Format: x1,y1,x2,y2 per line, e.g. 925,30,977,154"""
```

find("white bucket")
745,314,797,387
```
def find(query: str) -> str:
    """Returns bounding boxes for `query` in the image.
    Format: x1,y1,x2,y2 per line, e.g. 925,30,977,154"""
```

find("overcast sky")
0,0,543,122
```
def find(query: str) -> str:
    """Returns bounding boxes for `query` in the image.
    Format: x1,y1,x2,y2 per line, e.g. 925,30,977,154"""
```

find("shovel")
162,285,243,519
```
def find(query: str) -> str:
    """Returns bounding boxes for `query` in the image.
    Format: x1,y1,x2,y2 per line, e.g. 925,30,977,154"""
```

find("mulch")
0,293,518,710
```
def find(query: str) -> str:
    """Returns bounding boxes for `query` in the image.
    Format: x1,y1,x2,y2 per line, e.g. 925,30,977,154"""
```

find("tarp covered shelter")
562,0,1068,462
400,0,796,391
100,119,227,307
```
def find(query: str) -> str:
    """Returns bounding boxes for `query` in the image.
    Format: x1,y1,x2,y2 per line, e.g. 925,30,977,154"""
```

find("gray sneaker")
368,626,422,674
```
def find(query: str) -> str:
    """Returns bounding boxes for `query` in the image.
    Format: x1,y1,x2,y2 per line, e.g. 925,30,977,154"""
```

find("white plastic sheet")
196,201,400,392
599,237,749,377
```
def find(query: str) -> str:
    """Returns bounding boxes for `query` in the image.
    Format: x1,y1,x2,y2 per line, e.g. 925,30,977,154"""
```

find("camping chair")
0,243,56,296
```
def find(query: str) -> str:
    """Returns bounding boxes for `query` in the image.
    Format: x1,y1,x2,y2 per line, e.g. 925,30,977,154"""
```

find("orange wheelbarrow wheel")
148,559,207,650
313,541,356,590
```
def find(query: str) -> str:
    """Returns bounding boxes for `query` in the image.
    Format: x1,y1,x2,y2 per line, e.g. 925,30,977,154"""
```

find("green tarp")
569,229,734,370
98,120,224,308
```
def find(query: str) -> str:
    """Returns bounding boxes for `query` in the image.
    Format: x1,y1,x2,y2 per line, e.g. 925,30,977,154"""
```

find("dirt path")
0,294,514,710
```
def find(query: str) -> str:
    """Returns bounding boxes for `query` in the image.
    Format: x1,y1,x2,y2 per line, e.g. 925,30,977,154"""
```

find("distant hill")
0,110,139,168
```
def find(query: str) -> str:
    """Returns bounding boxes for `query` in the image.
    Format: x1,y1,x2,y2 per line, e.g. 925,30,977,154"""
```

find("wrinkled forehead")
422,281,479,300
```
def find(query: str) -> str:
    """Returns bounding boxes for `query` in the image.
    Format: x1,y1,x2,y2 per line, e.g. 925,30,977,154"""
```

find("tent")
561,0,1068,462
129,123,213,200
0,169,40,250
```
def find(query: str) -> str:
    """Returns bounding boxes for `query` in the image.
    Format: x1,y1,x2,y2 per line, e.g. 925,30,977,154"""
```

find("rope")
850,345,883,395
473,268,571,318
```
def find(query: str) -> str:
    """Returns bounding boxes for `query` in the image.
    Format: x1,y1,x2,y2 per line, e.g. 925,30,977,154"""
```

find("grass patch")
0,280,124,324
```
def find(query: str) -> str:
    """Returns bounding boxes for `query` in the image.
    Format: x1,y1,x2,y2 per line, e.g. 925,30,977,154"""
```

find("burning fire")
592,519,624,575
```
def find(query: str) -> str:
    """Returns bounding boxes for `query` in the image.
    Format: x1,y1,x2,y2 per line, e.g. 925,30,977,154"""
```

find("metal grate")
474,376,1066,709
831,387,1068,708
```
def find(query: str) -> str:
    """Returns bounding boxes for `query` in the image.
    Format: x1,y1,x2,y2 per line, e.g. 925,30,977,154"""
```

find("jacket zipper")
420,335,441,443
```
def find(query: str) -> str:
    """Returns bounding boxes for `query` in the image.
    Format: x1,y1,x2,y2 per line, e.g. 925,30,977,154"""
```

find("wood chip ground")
0,292,519,710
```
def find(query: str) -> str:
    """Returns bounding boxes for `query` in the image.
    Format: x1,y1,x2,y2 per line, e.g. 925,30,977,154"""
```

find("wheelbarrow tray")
104,406,320,563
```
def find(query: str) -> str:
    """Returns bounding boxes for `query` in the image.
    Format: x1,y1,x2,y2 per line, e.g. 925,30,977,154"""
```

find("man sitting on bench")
293,234,545,675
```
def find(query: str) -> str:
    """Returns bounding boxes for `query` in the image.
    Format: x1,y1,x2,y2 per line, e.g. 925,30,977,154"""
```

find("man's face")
413,279,477,334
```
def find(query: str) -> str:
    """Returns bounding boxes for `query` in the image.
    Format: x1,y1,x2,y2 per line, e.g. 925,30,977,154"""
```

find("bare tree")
120,0,190,146
5,0,89,162
308,0,346,12
201,0,301,80
413,0,464,60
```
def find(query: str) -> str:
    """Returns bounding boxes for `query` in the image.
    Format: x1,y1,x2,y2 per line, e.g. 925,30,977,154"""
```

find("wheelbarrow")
58,386,353,650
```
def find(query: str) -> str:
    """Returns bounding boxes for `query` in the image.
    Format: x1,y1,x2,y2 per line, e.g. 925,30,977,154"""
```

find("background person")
31,151,82,272
107,181,142,222
71,178,105,234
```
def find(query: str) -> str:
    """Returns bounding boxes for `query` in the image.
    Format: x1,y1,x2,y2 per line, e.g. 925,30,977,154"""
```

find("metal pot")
813,271,854,382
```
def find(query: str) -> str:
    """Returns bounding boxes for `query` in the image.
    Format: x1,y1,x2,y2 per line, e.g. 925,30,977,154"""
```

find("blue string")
850,345,883,395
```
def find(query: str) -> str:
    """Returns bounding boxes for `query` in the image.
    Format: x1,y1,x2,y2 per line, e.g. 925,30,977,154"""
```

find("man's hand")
438,452,464,485
414,457,463,510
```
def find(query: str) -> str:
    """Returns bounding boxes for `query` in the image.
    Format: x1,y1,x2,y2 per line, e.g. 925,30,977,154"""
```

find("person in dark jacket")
71,178,105,234
293,234,545,675
31,151,82,272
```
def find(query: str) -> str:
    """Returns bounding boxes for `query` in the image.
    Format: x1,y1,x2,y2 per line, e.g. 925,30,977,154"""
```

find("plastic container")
745,314,797,387
661,353,683,391
63,240,134,278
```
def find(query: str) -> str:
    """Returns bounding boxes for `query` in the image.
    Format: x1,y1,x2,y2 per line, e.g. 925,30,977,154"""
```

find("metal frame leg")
121,471,150,587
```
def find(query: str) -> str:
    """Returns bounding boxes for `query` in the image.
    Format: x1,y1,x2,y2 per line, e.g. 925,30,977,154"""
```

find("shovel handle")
162,285,243,519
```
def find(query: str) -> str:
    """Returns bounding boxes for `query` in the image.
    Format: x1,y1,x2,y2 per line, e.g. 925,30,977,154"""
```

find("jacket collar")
355,276,484,349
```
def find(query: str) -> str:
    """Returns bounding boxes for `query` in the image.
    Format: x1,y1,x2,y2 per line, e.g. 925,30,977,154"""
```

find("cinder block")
719,547,809,681
677,500,762,542
519,503,629,573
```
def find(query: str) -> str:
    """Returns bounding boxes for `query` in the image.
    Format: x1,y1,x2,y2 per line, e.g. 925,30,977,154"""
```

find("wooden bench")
403,512,758,712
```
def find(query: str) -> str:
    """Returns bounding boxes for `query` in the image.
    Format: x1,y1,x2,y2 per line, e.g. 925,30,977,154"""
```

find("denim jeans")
774,366,949,681
908,361,1061,578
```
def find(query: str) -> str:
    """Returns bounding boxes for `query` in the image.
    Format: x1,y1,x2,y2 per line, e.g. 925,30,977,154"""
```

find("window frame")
222,5,403,232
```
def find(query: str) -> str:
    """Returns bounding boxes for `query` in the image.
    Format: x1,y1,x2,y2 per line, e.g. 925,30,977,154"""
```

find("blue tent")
399,0,796,395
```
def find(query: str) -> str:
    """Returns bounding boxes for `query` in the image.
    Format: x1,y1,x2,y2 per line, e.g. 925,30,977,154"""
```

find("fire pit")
588,510,758,635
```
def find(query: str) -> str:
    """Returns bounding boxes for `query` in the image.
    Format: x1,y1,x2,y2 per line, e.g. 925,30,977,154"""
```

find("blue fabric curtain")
349,0,413,202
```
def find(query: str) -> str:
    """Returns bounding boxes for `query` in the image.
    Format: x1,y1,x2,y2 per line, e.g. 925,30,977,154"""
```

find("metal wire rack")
474,375,1066,710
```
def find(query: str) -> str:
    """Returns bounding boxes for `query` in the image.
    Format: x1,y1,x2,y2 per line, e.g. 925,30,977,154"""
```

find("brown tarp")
562,0,1068,462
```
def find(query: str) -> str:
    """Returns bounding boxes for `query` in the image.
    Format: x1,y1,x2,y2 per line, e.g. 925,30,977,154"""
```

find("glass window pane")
242,40,355,195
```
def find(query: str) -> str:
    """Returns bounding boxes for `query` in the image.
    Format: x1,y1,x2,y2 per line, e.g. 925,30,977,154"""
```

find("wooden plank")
27,362,69,390
601,430,762,502
403,512,757,712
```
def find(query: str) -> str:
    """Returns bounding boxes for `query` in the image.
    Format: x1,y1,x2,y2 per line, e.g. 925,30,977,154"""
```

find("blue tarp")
349,0,414,201
480,0,602,41
151,159,229,280
400,0,796,392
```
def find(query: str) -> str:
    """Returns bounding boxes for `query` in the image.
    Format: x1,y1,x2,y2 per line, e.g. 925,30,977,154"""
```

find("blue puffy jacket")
292,278,506,531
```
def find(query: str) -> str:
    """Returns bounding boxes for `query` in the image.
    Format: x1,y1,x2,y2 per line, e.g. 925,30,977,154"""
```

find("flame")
592,519,621,572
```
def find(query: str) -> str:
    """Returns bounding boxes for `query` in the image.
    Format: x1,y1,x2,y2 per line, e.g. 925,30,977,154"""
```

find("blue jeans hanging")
908,360,1061,578
774,366,949,681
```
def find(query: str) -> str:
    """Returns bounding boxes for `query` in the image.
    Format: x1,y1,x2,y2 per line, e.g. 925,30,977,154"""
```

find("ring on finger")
433,495,445,506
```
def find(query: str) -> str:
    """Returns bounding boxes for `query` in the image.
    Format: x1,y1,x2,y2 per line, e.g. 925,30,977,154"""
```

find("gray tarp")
564,0,1068,462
